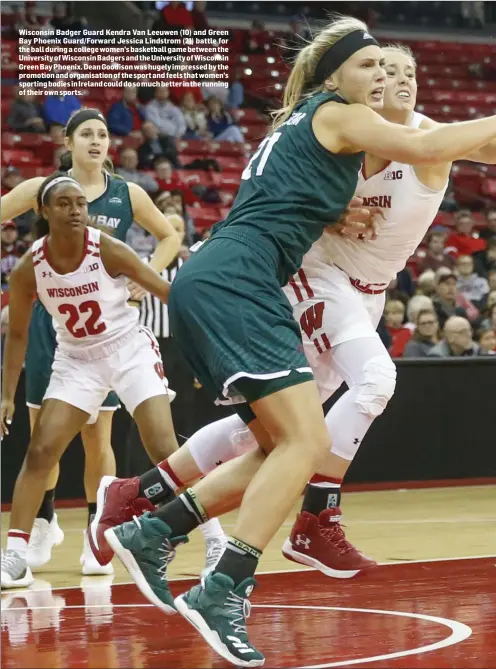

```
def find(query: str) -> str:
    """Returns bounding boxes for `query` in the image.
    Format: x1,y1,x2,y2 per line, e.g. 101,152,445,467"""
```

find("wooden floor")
2,484,496,668
2,484,495,587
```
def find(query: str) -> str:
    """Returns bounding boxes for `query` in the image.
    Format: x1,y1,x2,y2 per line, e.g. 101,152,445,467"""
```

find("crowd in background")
1,1,496,359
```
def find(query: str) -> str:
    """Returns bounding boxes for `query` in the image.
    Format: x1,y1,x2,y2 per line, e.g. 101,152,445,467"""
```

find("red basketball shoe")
89,476,154,566
282,507,376,578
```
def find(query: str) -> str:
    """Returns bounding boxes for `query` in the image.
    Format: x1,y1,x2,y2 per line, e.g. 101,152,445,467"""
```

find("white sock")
199,517,225,540
7,531,30,558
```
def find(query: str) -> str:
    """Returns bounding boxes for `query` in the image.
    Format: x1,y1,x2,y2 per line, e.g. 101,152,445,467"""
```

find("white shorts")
283,260,386,402
44,326,175,419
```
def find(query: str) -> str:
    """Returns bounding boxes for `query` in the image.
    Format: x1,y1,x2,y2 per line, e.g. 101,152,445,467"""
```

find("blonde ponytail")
271,15,369,132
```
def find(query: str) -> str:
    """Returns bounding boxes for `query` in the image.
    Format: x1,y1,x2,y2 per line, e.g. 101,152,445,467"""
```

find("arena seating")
1,28,495,233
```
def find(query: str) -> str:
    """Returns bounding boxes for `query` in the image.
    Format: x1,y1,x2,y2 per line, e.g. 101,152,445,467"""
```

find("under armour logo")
42,271,52,278
245,584,254,597
363,32,374,40
295,534,311,550
353,438,360,445
216,460,223,467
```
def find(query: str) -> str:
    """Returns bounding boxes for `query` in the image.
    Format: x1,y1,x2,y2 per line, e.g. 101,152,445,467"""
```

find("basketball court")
2,484,495,667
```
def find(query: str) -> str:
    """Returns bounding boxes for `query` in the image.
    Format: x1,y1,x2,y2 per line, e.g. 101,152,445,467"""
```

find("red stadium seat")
212,156,246,171
176,139,209,156
207,141,245,157
176,170,212,187
188,206,222,230
482,178,496,197
210,171,241,192
2,148,42,166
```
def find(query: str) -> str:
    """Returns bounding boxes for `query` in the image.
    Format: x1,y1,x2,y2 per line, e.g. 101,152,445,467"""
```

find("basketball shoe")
104,511,187,614
88,476,154,566
1,550,34,589
175,572,265,667
81,529,114,576
27,514,64,570
282,507,376,578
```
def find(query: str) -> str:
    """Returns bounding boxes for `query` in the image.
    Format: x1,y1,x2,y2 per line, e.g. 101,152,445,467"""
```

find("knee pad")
354,355,397,418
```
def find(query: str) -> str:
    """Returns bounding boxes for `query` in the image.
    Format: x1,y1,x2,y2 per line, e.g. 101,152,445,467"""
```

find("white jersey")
32,227,138,359
310,111,448,286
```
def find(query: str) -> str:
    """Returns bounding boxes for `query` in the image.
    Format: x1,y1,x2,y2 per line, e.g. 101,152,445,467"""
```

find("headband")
66,109,108,137
41,176,82,204
314,30,380,84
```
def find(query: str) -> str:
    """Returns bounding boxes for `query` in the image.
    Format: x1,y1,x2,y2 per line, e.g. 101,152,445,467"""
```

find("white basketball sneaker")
1,549,34,589
200,534,228,579
80,530,114,576
27,514,65,570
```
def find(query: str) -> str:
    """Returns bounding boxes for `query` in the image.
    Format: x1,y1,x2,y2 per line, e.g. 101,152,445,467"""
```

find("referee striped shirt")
139,255,184,339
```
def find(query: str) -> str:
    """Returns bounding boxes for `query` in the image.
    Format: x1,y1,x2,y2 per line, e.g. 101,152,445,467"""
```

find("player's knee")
25,440,59,472
354,355,397,418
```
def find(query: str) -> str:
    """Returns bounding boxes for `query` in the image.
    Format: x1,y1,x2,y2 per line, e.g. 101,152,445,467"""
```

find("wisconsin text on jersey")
361,195,392,208
47,282,99,298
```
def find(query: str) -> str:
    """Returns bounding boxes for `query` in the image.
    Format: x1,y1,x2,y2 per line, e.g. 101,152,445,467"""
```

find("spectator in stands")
428,316,479,357
153,157,199,205
192,1,209,30
384,298,411,358
7,89,45,133
52,145,66,170
138,120,179,169
107,86,145,138
244,20,266,55
474,238,496,277
406,295,435,331
445,210,486,257
50,2,87,32
432,270,469,328
117,147,159,194
181,92,210,139
487,268,496,292
226,74,245,111
1,221,27,287
42,88,81,127
282,14,312,55
403,309,440,358
460,1,485,28
417,270,436,298
160,1,194,29
455,254,489,308
417,230,455,274
476,327,496,355
24,1,48,30
206,97,244,143
145,86,186,139
480,208,496,243
169,189,196,245
1,167,23,196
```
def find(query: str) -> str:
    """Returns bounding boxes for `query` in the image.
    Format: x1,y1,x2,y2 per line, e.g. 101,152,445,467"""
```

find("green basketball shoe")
175,572,265,667
104,511,188,615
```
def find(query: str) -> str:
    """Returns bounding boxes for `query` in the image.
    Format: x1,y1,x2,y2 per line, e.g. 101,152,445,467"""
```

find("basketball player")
0,174,176,588
1,108,226,576
91,18,496,665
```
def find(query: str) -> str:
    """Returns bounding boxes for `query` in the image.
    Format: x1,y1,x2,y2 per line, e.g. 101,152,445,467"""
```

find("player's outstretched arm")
315,104,496,166
417,116,496,165
1,177,45,223
1,253,36,436
99,233,170,304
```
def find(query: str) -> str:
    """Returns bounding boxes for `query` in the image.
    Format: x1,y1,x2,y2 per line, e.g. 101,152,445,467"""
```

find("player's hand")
1,400,15,437
327,197,385,241
126,280,147,301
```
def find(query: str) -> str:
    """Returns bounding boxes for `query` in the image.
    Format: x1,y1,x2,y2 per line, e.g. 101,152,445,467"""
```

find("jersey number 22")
58,300,106,339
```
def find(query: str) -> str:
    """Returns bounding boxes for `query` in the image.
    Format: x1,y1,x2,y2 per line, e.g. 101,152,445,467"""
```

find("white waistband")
58,325,138,361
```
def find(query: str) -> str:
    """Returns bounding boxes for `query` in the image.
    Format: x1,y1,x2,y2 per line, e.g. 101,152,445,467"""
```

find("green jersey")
70,170,134,242
212,92,363,284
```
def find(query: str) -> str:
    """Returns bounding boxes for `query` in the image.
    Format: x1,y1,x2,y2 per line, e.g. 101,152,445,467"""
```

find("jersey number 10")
58,300,106,339
241,132,282,180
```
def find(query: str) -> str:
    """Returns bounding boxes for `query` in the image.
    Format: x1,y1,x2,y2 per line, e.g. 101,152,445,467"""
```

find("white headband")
41,176,82,204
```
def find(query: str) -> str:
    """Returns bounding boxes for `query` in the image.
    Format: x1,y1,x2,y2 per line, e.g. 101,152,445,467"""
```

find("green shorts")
25,300,120,410
168,234,313,423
